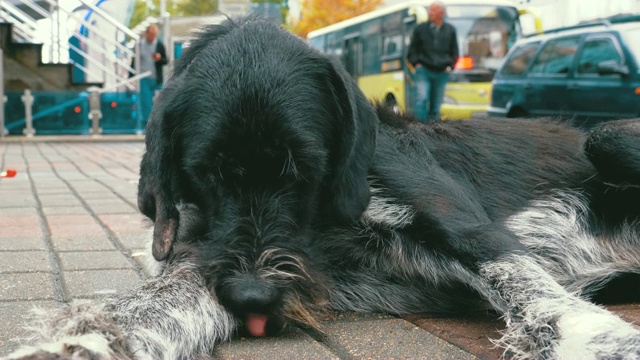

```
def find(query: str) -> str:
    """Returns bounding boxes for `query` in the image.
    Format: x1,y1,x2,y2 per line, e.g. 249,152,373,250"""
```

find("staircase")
1,0,141,92
0,0,147,136
1,22,99,91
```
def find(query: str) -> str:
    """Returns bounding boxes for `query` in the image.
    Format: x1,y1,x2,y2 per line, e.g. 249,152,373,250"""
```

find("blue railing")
100,91,142,134
4,91,143,135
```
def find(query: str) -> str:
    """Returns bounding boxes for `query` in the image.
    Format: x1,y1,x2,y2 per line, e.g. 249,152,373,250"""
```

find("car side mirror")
597,60,629,76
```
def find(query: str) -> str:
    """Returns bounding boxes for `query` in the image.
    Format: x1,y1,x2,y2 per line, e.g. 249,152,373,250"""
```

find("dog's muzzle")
219,275,282,337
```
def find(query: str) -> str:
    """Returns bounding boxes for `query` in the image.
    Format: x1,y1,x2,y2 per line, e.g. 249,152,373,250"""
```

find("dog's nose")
224,277,280,312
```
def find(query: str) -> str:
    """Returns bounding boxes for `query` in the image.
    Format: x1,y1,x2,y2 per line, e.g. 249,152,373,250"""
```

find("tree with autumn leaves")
290,0,383,38
128,0,382,40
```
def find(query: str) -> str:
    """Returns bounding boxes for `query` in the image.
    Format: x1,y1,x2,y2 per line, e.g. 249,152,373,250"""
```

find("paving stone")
84,198,129,206
608,304,640,327
76,192,121,200
0,236,46,251
0,251,51,273
0,180,29,189
46,214,98,227
59,251,134,270
0,207,38,216
99,214,150,249
35,186,73,194
0,215,44,238
0,175,30,184
56,173,86,181
51,234,115,251
42,206,89,215
0,300,61,356
320,311,394,322
37,194,82,207
0,214,41,228
0,225,43,238
321,318,477,360
89,203,139,214
0,273,56,301
0,196,36,208
0,181,31,190
405,313,504,360
214,326,338,360
63,269,142,298
66,181,109,192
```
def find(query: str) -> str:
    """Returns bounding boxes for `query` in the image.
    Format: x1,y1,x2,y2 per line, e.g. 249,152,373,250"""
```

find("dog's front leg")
4,259,237,360
480,254,640,360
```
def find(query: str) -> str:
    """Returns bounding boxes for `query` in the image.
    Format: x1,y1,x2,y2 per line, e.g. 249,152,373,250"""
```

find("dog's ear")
323,57,378,222
137,88,182,261
137,153,178,261
140,20,243,260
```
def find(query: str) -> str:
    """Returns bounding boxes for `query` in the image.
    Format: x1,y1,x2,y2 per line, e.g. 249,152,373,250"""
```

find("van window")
529,36,580,76
577,36,623,75
622,28,640,63
501,42,540,75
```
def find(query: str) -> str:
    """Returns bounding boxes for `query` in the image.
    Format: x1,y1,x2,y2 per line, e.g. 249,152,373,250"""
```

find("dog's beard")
201,247,329,336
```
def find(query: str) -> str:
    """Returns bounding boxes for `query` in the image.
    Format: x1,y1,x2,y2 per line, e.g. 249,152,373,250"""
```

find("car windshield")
622,27,640,64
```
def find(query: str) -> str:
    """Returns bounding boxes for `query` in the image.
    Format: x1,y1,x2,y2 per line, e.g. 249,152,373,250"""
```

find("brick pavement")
1,139,639,360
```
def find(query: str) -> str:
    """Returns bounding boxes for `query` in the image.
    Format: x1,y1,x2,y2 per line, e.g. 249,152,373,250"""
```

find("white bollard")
21,89,35,137
88,86,103,136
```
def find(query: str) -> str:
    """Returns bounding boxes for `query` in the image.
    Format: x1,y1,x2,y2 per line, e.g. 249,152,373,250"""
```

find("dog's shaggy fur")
6,17,640,360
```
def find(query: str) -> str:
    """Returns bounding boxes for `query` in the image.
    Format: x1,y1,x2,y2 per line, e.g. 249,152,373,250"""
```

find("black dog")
7,17,640,360
137,16,640,357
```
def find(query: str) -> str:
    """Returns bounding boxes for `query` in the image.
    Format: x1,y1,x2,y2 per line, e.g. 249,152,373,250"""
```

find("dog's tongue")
246,314,268,337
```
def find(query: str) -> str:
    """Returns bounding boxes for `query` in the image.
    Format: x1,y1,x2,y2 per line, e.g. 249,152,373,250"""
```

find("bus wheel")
384,95,400,114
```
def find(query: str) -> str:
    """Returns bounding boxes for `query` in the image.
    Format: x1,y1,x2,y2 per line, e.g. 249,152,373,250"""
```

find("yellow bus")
307,0,542,120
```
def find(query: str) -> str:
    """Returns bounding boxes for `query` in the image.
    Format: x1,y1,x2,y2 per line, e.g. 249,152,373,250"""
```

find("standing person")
407,1,459,122
132,23,168,126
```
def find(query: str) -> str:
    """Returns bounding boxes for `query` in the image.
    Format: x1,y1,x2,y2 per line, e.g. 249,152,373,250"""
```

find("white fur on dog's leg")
481,254,640,360
555,312,640,360
5,260,237,360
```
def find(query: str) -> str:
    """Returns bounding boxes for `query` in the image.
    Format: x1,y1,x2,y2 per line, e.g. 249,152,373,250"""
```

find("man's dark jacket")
129,40,168,85
407,21,459,72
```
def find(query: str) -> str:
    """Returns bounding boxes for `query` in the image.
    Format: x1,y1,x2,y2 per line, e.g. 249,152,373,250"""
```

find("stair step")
1,22,103,91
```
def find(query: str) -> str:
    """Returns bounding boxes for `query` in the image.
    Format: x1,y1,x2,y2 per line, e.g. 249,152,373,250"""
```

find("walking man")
407,1,459,122
132,24,167,127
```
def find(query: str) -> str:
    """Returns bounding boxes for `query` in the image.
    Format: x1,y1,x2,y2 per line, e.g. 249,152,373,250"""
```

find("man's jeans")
139,77,160,128
413,66,449,123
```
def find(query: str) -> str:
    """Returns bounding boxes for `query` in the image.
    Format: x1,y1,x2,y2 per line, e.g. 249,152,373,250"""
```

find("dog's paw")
554,312,640,360
4,333,117,360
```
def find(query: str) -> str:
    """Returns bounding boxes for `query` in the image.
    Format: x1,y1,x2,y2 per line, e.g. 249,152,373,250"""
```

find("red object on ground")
0,169,17,178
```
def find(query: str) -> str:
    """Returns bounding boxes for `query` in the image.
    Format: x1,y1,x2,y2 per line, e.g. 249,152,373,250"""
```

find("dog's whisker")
282,294,324,331
259,267,305,281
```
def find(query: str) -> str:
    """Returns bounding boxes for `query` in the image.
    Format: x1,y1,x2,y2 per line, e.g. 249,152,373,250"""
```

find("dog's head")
137,17,378,335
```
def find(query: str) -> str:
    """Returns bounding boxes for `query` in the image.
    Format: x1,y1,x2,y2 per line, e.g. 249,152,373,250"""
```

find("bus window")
381,33,403,72
447,5,521,81
362,35,380,76
327,32,343,57
362,19,382,76
308,35,326,51
382,34,403,58
362,19,381,35
382,11,402,32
